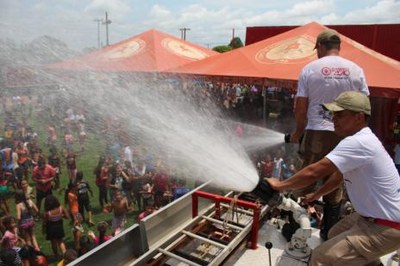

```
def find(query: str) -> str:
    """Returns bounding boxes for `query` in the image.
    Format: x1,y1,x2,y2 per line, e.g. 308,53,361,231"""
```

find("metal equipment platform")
69,183,399,266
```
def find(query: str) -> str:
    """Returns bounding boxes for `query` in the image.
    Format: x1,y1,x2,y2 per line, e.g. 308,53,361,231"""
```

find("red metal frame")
192,190,261,249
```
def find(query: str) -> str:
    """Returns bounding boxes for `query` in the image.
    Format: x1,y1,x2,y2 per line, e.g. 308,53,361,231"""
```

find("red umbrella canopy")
49,29,217,72
170,22,400,90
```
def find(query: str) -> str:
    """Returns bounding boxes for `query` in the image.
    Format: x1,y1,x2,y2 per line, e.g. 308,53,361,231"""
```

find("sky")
0,0,399,51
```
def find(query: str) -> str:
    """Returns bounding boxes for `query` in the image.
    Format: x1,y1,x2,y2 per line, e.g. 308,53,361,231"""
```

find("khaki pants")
311,212,400,265
293,130,343,205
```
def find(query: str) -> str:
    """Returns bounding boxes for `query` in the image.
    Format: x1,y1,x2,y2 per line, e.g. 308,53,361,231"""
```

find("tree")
229,37,244,49
212,45,232,53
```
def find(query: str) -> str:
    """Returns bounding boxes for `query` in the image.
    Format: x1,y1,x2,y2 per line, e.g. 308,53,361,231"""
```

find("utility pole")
179,27,190,40
103,12,112,46
94,18,102,48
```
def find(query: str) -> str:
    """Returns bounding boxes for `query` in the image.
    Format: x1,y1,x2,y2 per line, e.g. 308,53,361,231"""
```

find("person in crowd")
0,175,10,216
77,235,92,257
259,153,274,178
56,248,77,266
138,199,156,222
0,147,14,186
32,157,55,213
108,163,129,201
94,156,110,213
173,179,191,200
63,130,74,155
272,150,284,180
76,171,94,226
15,141,30,181
77,122,86,152
43,195,68,260
66,182,83,251
123,144,133,168
1,216,25,250
152,165,169,208
19,245,49,266
15,190,40,251
20,179,34,201
47,125,57,148
0,248,22,266
65,151,77,184
47,147,61,192
87,221,112,247
140,180,154,210
289,29,370,239
267,91,400,265
109,191,131,236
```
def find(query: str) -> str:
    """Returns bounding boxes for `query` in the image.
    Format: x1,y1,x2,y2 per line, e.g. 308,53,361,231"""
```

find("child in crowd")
15,190,40,251
87,221,112,247
66,183,83,251
140,182,154,210
77,236,93,257
0,178,10,216
94,156,110,213
63,130,74,155
65,151,77,184
138,199,156,222
109,191,132,236
1,216,25,250
57,248,77,266
76,171,94,226
47,147,62,191
20,179,34,200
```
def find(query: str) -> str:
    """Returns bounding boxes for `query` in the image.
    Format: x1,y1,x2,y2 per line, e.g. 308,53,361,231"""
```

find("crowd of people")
0,94,195,265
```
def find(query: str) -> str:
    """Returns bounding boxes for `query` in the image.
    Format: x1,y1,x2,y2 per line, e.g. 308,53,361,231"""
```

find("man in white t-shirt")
290,29,370,239
267,91,400,265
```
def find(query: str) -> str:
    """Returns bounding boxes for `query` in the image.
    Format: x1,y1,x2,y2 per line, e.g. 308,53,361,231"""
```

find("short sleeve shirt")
297,56,369,131
326,127,400,222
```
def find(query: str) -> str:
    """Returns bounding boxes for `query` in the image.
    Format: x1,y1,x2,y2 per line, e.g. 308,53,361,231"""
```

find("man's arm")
291,96,308,143
266,157,338,191
304,171,343,203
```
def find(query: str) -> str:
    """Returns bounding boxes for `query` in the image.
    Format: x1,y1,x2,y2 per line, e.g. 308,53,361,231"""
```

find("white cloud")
84,0,132,19
341,0,400,24
149,4,172,21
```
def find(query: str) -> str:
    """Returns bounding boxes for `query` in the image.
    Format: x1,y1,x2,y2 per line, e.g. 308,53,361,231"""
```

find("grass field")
2,106,138,265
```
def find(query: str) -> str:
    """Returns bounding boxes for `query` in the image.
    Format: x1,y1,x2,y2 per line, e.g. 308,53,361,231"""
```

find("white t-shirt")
326,127,400,222
297,55,369,131
124,146,133,165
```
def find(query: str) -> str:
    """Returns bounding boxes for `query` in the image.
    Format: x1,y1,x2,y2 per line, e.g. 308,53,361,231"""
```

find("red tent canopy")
49,29,217,72
169,22,400,95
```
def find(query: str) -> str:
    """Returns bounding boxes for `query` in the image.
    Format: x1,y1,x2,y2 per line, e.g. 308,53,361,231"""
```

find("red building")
246,24,400,61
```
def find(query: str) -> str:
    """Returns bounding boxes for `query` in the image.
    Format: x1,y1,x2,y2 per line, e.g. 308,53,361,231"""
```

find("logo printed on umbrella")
255,35,316,64
102,38,146,60
161,38,209,60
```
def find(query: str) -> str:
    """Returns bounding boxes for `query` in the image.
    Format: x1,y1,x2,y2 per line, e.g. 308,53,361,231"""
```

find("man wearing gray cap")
268,91,400,265
290,29,370,239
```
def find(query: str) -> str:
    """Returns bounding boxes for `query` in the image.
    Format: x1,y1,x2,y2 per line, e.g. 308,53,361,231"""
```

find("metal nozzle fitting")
284,133,291,143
